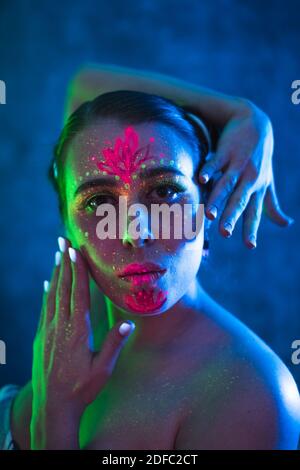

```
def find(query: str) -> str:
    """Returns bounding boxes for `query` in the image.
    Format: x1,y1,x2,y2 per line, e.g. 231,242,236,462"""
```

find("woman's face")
63,118,205,316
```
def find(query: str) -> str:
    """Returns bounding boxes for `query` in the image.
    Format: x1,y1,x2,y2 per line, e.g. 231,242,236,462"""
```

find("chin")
123,288,168,315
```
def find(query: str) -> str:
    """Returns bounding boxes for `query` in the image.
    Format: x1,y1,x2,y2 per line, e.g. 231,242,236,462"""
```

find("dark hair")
49,89,212,224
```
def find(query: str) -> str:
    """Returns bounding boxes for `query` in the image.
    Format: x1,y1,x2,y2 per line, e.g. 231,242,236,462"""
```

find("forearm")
64,63,253,126
30,403,83,450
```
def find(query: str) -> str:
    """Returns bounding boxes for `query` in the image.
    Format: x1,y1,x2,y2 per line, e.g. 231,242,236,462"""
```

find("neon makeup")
63,120,203,319
124,287,168,313
91,126,155,185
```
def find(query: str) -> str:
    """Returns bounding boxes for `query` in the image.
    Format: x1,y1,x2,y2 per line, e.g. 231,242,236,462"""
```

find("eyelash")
79,181,187,213
148,181,186,201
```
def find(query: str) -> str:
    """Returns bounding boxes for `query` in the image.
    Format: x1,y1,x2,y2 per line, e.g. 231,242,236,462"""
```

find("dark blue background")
0,0,299,392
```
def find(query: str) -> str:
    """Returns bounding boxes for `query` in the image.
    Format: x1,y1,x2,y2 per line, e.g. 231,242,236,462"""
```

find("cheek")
69,214,124,284
67,212,118,267
66,211,94,246
161,219,204,279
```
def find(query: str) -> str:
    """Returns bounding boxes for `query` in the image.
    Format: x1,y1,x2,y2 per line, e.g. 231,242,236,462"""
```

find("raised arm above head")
63,63,294,248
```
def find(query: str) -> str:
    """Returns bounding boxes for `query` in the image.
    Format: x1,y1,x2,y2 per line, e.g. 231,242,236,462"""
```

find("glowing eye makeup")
76,177,188,214
81,193,118,213
146,179,186,202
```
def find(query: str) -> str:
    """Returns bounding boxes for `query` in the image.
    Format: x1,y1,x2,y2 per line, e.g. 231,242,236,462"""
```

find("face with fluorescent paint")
62,118,205,316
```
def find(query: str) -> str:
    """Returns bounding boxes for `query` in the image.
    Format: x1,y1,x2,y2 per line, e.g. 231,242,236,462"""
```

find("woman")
1,67,299,450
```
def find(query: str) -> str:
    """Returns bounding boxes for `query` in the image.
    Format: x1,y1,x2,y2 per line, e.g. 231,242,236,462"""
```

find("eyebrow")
73,166,186,197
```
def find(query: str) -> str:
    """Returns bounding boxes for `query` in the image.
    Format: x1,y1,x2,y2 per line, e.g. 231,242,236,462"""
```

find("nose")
121,204,155,248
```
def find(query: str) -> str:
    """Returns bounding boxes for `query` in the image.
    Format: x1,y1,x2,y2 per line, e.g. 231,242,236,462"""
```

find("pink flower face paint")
125,287,168,313
91,126,155,185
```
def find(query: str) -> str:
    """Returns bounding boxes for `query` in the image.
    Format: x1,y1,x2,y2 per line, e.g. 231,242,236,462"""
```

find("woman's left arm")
63,63,294,247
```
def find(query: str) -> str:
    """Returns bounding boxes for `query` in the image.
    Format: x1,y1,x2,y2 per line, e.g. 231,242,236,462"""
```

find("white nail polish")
44,280,49,293
119,322,133,336
201,173,209,183
68,247,77,263
55,251,61,266
58,236,66,252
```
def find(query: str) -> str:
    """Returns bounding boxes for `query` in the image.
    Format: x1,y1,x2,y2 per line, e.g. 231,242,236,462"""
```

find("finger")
53,236,72,325
199,150,228,184
218,182,254,235
37,250,61,332
68,246,91,336
242,189,266,249
37,281,49,334
91,320,135,379
204,168,240,220
263,181,294,227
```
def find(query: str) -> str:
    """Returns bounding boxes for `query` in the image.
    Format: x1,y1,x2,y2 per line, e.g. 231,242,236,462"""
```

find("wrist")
30,403,84,450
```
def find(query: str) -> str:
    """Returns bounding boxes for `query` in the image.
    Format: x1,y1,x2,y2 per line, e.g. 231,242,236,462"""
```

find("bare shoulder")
176,299,300,450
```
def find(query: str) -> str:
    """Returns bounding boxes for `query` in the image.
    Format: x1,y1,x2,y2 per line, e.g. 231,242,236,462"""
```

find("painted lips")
118,262,166,285
119,271,166,285
119,262,168,313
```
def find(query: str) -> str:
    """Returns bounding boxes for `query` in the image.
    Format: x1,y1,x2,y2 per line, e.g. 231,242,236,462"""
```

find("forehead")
64,119,199,191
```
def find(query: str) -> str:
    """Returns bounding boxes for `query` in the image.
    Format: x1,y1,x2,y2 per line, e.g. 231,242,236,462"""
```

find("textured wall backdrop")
0,0,299,391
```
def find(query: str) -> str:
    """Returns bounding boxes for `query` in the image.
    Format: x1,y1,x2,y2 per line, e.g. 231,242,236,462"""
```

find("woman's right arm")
30,236,135,450
63,63,293,249
63,63,243,126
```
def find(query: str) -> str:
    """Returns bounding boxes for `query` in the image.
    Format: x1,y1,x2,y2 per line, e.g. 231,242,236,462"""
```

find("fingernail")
200,173,209,184
223,222,232,237
248,235,257,248
68,247,77,263
119,321,135,336
58,236,66,253
44,280,49,293
55,251,61,266
207,205,217,219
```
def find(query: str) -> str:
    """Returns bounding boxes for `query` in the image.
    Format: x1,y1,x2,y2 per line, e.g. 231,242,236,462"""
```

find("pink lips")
118,262,166,285
119,263,168,313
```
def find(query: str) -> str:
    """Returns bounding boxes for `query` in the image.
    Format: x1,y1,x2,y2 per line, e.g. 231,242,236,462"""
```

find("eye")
148,182,186,201
83,193,117,213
